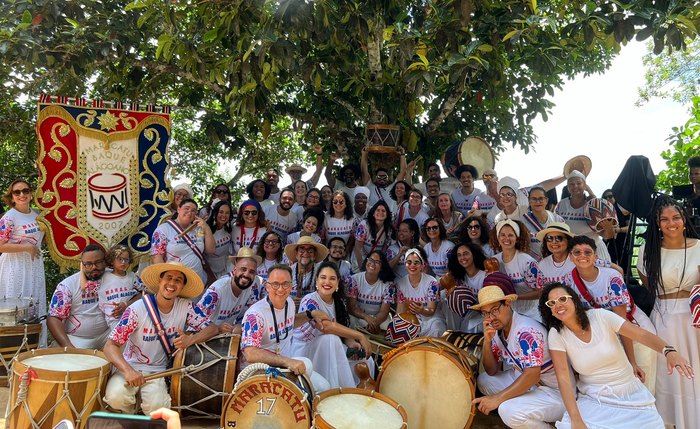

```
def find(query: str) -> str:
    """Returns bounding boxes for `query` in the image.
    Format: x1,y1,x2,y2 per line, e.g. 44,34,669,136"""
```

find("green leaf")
21,10,32,24
530,0,537,13
240,81,257,93
65,18,80,28
503,30,520,42
125,1,148,11
203,27,219,43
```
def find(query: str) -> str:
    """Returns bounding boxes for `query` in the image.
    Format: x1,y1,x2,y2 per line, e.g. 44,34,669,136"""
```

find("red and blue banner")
35,95,172,270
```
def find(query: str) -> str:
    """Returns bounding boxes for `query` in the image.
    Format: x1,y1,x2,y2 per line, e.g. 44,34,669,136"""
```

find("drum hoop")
381,337,471,371
13,348,111,380
312,387,408,426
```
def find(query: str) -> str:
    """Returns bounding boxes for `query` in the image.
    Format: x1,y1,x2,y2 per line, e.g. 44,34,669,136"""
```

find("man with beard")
451,164,484,216
326,237,353,286
360,146,409,208
325,151,361,196
191,248,266,335
103,262,217,414
48,243,111,349
284,236,328,298
264,189,298,243
266,168,281,203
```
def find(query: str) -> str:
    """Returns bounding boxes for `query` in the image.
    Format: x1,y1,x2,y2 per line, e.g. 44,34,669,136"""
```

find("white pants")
294,356,332,393
103,371,171,415
50,331,110,350
292,334,374,389
478,370,564,429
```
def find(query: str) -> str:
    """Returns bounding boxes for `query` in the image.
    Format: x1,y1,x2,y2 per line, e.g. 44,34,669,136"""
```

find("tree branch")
427,80,466,132
129,59,226,95
331,96,366,121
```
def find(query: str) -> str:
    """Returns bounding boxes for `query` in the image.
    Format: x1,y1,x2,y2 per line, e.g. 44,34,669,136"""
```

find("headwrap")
496,219,520,238
240,199,262,211
404,248,424,264
354,186,370,198
566,170,586,182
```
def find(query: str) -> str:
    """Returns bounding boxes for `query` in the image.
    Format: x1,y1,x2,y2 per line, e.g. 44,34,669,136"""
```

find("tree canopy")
656,96,700,193
638,37,700,105
1,0,699,187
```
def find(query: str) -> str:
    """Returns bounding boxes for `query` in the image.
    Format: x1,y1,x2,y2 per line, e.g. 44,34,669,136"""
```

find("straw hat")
469,285,518,311
228,247,262,265
284,236,328,263
141,262,204,299
563,155,592,177
535,222,575,243
285,164,308,175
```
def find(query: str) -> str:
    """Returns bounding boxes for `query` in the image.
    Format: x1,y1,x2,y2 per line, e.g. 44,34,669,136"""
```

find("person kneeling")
103,262,218,414
472,283,565,429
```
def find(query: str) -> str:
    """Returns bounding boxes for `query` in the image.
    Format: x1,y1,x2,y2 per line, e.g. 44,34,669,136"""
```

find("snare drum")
170,333,240,419
312,387,407,429
0,298,37,326
377,337,476,429
8,348,111,429
0,323,41,387
221,366,313,429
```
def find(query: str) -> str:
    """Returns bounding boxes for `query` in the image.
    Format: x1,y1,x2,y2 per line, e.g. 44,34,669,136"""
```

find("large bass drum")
0,298,41,387
170,333,240,419
312,387,407,429
376,337,476,429
441,137,495,178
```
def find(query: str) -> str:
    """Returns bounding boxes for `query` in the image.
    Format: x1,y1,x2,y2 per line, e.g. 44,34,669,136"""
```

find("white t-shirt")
575,267,630,309
554,198,611,262
494,251,541,320
151,222,207,283
97,271,144,329
191,275,265,329
548,309,630,387
403,208,429,228
206,228,233,278
240,296,296,366
538,256,610,289
291,262,322,298
323,216,355,244
367,182,395,209
395,273,440,325
231,225,267,253
263,206,298,244
354,220,393,260
636,241,700,294
109,297,196,372
346,272,395,316
49,272,109,339
451,188,483,215
423,240,455,277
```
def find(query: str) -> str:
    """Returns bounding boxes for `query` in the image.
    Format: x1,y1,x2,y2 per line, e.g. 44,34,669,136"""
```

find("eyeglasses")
603,194,614,199
82,260,106,269
571,249,594,257
480,303,503,319
482,174,496,180
467,225,481,230
499,192,515,198
545,295,573,308
214,189,229,194
307,194,320,200
425,225,439,232
243,210,258,216
298,247,315,254
267,281,293,290
545,235,565,243
264,239,280,245
174,191,189,198
529,197,546,202
116,257,131,264
409,194,422,200
366,258,381,266
332,200,345,205
376,174,389,180
12,188,31,196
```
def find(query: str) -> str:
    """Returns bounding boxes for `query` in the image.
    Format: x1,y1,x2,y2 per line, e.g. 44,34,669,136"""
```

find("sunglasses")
12,188,31,196
332,200,345,205
545,295,573,308
376,174,389,179
467,225,481,230
214,189,229,194
243,210,258,216
482,174,496,180
425,225,440,232
545,235,566,243
499,192,516,198
571,250,594,257
603,194,614,199
264,239,280,245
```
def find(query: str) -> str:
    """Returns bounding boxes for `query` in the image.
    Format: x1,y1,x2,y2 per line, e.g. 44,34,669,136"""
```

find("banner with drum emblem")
35,95,172,270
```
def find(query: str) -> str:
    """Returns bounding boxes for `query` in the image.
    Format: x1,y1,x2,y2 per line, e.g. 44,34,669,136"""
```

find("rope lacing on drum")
0,324,37,383
171,341,237,419
234,362,269,391
264,367,284,378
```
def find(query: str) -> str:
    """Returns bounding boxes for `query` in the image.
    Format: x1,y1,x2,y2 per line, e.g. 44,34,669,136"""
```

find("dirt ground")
0,385,506,428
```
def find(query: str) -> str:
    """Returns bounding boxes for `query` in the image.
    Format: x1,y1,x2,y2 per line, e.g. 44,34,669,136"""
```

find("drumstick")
123,365,194,387
176,221,198,238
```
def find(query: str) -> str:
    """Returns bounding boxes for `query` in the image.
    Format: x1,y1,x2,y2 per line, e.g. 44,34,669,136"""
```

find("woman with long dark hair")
232,200,267,253
387,218,421,277
292,261,373,388
521,186,564,260
255,231,283,282
539,282,692,429
205,200,234,278
246,179,272,208
459,215,494,257
637,194,700,428
353,200,394,267
421,217,455,278
346,251,396,333
323,190,354,247
390,180,411,224
199,183,231,218
444,242,487,332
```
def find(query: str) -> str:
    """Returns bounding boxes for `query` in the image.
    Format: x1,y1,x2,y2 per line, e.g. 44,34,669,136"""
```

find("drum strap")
167,219,206,265
142,294,175,357
522,211,545,233
571,268,636,324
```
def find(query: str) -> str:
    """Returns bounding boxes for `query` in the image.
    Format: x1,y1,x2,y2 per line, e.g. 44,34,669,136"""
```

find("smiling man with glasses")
48,243,111,349
470,273,565,428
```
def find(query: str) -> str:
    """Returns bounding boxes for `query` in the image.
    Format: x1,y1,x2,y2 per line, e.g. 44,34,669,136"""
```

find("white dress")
548,309,663,429
395,274,446,337
206,228,233,278
0,208,46,343
346,272,395,330
495,251,541,321
637,242,700,429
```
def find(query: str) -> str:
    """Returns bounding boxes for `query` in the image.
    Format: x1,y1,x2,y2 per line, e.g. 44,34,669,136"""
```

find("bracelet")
662,345,677,357
306,309,313,321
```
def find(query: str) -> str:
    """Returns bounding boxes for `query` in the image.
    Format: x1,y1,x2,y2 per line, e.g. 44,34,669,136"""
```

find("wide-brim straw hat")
229,247,262,265
535,222,576,243
563,155,592,178
141,262,204,299
285,164,308,175
469,285,518,311
284,235,328,263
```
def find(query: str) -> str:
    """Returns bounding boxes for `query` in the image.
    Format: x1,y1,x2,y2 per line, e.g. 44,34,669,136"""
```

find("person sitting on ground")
346,251,396,333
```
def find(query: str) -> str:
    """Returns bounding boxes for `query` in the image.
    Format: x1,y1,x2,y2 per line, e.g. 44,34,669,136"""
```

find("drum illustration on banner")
35,96,172,270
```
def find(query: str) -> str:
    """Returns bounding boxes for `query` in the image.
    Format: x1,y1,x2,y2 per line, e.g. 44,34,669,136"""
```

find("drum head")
221,373,311,429
441,137,495,178
313,388,407,429
377,338,475,429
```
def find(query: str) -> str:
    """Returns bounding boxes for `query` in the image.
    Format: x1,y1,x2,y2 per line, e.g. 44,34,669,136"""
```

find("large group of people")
2,150,700,429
